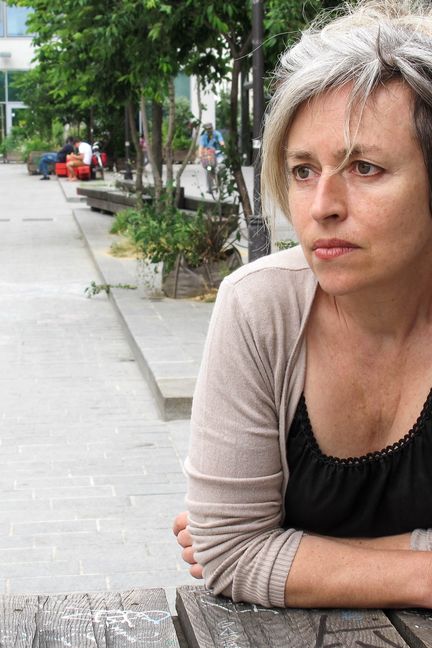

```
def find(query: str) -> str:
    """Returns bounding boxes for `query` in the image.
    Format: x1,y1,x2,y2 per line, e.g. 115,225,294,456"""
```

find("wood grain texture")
176,586,412,648
0,588,180,647
387,610,432,648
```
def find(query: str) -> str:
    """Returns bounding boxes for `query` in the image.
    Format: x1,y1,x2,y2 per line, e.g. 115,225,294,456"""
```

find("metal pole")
248,0,270,262
124,104,133,180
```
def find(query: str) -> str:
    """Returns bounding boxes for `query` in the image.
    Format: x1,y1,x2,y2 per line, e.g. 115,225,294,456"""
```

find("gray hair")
262,0,432,218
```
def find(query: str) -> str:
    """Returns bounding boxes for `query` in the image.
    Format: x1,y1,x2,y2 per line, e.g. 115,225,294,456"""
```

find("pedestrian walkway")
0,163,197,611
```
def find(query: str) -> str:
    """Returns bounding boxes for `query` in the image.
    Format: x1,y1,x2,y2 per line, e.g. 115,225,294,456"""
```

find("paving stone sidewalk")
0,164,200,611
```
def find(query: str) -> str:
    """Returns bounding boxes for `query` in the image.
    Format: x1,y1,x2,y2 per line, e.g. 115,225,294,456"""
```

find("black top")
56,144,74,163
283,392,432,537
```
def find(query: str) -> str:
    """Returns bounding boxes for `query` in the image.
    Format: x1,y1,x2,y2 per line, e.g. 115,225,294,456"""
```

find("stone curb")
73,207,213,420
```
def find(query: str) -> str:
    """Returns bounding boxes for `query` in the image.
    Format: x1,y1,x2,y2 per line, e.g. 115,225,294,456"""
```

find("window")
175,74,190,101
7,70,26,101
0,3,4,37
6,6,31,36
0,71,4,102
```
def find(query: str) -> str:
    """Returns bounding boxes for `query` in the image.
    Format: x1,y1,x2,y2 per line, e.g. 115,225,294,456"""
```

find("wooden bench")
176,585,432,648
3,585,431,646
0,588,187,647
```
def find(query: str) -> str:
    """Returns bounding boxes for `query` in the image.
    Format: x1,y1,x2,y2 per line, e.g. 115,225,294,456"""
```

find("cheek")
287,192,309,228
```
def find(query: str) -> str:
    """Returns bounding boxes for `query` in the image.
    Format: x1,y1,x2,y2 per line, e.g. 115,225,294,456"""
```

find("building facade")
0,2,32,138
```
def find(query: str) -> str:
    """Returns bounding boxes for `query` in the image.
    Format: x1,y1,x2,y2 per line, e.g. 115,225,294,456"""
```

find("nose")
309,172,347,223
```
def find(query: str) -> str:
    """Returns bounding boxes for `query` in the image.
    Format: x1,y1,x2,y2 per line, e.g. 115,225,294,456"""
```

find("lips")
312,238,360,260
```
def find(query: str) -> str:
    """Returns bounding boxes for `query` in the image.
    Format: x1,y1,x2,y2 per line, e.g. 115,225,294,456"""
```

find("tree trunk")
175,79,202,207
241,60,252,165
165,78,175,194
127,100,144,195
140,94,163,201
228,45,253,223
89,108,94,144
152,100,163,179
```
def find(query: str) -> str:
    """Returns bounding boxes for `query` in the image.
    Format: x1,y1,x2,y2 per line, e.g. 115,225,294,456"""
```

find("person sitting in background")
174,0,432,610
66,137,92,181
38,137,74,180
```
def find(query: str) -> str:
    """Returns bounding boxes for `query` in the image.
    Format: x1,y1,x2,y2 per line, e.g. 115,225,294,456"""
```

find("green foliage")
84,281,137,298
0,128,24,154
162,97,195,150
111,202,239,273
275,239,299,250
215,90,231,132
13,0,338,208
264,0,342,72
0,125,54,159
20,137,55,161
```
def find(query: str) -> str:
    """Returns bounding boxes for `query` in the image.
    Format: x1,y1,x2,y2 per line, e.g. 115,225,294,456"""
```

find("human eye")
291,165,316,181
352,161,382,176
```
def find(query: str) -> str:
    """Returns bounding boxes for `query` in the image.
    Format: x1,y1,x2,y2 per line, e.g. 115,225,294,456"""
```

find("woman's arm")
174,515,432,606
285,534,432,608
185,274,308,608
313,533,411,550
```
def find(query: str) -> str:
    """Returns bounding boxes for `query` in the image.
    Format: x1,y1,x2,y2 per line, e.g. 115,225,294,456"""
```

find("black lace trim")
297,389,432,466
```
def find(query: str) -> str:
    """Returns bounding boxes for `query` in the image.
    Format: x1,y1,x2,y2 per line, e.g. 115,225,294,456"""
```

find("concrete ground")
0,161,296,614
0,163,198,611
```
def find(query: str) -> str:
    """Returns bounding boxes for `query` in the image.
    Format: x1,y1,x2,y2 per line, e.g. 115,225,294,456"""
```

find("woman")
174,0,432,609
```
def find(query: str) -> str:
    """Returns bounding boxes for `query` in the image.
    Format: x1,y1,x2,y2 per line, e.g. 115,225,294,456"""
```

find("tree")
13,0,338,215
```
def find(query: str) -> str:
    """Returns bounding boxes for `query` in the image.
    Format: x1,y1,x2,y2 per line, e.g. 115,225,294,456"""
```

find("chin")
314,270,369,297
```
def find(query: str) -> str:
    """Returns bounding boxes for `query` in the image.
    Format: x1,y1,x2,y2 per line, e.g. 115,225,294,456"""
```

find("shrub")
111,202,239,274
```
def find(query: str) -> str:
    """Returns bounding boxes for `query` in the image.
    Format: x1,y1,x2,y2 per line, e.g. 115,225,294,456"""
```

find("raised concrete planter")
27,150,54,174
73,207,213,420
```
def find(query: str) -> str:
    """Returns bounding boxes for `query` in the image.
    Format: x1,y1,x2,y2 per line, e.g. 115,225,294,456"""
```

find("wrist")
413,553,432,607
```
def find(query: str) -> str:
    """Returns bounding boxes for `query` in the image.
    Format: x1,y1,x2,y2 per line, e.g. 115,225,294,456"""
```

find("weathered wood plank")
176,586,411,648
87,198,125,214
387,610,432,648
182,196,239,216
0,588,180,647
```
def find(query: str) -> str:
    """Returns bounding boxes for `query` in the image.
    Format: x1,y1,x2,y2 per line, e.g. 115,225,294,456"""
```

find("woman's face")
286,82,432,297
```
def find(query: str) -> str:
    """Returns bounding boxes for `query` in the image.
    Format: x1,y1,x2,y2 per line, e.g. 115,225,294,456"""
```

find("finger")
182,546,196,565
172,511,189,536
177,528,193,548
190,563,204,579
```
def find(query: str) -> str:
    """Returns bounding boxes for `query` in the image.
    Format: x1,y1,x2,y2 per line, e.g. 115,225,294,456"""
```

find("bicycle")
91,141,105,180
200,147,224,199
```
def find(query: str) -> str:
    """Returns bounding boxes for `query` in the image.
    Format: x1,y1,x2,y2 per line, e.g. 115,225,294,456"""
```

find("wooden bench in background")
2,585,431,646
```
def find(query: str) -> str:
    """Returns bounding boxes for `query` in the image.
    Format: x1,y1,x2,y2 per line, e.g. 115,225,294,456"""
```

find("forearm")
310,532,411,550
285,534,432,608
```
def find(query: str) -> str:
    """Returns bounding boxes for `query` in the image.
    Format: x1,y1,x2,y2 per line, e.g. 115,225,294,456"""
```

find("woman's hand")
173,511,204,579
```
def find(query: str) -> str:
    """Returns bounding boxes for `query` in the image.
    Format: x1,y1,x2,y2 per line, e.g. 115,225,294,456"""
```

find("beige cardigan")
185,246,431,608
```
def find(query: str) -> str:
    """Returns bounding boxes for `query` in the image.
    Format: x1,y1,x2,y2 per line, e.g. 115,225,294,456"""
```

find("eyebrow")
286,144,384,161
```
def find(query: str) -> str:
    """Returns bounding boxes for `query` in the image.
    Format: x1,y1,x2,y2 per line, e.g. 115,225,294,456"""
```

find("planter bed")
27,151,54,174
78,185,239,217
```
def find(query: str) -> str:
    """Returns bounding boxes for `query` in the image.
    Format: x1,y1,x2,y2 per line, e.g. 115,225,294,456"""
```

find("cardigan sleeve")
410,529,432,550
185,277,303,608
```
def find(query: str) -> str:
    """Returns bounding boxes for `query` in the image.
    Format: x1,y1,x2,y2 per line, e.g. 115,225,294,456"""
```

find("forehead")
287,81,416,154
